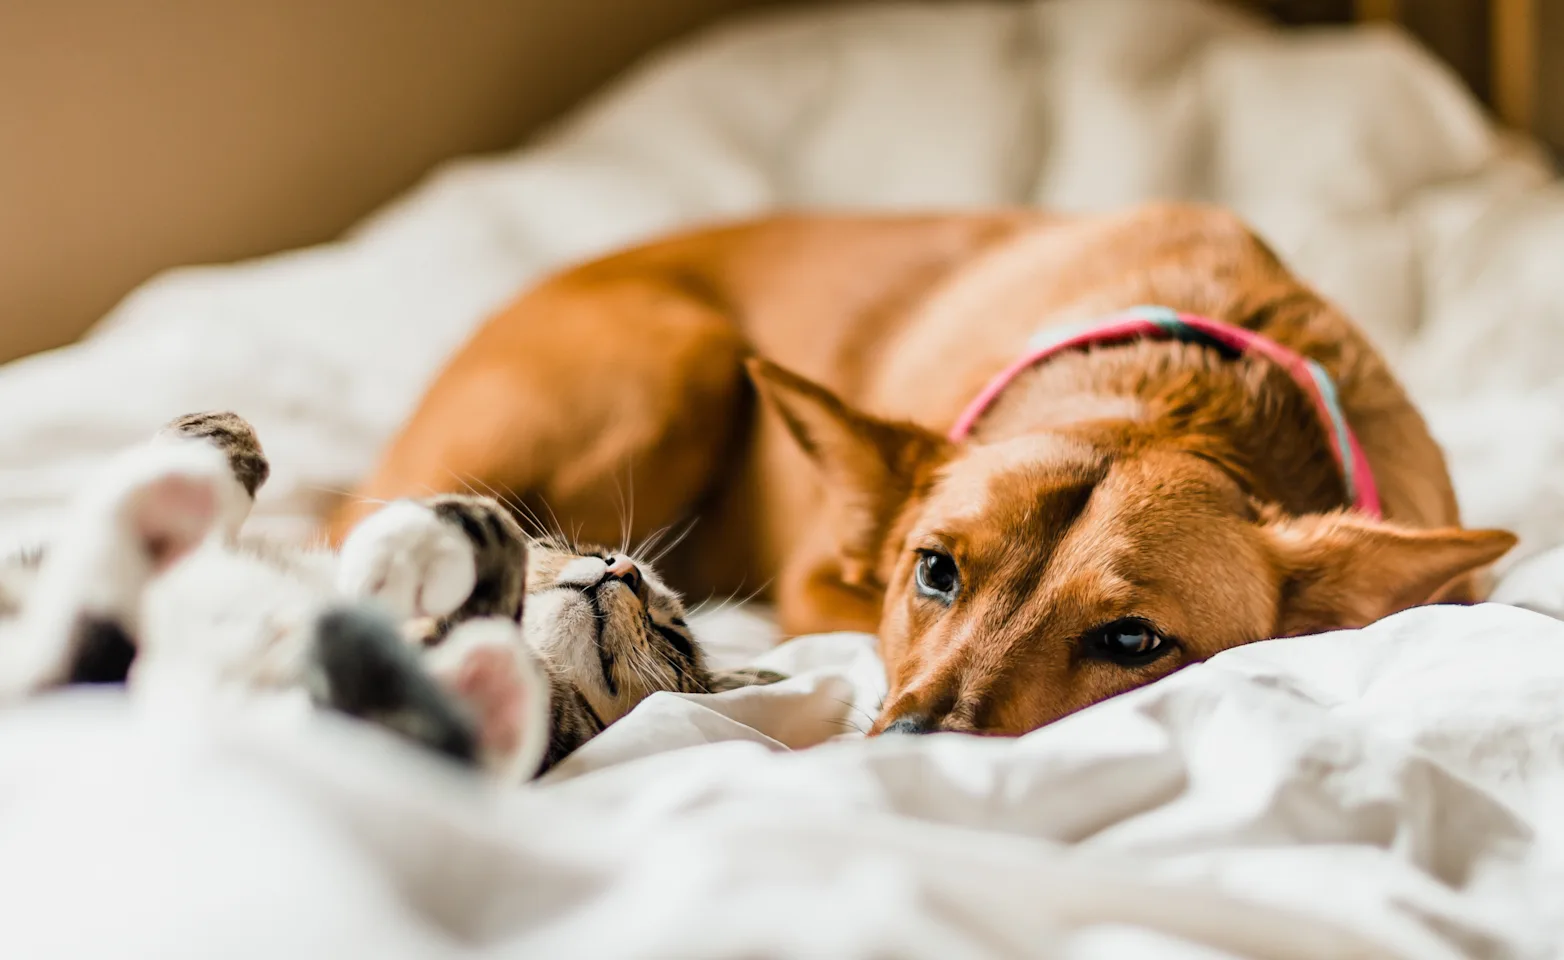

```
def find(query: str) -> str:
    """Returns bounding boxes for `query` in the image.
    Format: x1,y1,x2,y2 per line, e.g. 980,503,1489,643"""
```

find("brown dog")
330,204,1515,736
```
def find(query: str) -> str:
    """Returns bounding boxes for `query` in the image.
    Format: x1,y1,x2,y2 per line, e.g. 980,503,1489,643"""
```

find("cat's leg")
335,496,551,779
0,443,229,698
307,607,548,780
0,412,267,699
336,494,529,644
324,276,751,567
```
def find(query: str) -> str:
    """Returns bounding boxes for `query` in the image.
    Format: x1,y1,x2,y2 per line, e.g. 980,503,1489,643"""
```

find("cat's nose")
603,555,647,601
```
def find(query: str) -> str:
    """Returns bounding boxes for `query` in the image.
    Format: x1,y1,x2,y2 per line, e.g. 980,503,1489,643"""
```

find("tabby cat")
0,412,781,779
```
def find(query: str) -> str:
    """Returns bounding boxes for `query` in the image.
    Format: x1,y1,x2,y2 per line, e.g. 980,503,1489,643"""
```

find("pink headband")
946,305,1381,517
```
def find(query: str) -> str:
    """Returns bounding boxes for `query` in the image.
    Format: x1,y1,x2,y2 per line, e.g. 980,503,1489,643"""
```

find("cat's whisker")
625,459,636,557
534,495,570,551
831,696,877,727
454,472,507,514
446,472,532,536
512,500,554,541
611,459,635,558
647,516,699,566
631,524,673,565
689,578,773,620
514,492,576,554
300,482,385,505
451,471,501,517
821,717,865,735
461,473,555,542
435,471,474,498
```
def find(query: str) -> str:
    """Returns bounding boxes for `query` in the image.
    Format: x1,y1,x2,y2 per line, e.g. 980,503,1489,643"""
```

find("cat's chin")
521,586,636,722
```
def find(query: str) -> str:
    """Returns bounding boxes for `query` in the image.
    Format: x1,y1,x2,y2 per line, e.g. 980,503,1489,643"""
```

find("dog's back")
570,206,1465,594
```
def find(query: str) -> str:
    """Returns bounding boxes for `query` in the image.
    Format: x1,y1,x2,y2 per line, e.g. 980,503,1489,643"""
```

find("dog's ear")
1262,510,1516,635
746,358,950,588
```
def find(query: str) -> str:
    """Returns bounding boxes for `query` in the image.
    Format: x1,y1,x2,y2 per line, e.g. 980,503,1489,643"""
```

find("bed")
3,1,1564,956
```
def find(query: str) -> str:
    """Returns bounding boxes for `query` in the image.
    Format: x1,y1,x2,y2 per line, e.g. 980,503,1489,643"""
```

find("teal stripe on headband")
1302,357,1358,504
1130,304,1181,328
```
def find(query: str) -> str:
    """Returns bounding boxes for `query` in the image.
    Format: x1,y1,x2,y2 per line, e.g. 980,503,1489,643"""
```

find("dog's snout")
882,714,935,735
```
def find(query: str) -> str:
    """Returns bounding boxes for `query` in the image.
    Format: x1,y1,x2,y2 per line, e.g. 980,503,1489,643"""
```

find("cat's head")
522,538,782,723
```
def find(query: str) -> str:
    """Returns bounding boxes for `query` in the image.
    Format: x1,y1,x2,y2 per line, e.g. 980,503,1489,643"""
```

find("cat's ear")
747,358,950,589
707,666,787,693
1262,510,1516,635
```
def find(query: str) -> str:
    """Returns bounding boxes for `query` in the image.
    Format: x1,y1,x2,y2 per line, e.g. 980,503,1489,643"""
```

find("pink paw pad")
132,475,219,571
450,645,530,761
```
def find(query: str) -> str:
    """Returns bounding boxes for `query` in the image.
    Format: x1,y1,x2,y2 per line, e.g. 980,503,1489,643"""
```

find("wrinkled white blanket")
3,0,1564,955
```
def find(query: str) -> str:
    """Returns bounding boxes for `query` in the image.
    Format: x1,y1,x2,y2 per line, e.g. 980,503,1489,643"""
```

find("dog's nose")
881,714,935,735
603,555,647,600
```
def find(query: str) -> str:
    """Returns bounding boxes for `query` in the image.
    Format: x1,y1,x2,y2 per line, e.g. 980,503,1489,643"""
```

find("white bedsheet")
3,0,1564,955
4,605,1563,958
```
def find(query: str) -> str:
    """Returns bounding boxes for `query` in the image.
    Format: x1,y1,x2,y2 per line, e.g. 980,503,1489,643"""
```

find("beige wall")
0,0,787,363
0,0,1509,365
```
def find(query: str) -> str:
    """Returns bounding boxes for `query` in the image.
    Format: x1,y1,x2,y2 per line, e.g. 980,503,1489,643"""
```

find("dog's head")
749,358,1515,736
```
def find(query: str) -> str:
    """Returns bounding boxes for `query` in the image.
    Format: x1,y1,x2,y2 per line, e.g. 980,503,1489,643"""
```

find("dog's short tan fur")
333,204,1515,736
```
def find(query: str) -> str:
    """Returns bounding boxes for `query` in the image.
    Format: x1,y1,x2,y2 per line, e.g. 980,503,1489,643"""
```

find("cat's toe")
337,501,476,621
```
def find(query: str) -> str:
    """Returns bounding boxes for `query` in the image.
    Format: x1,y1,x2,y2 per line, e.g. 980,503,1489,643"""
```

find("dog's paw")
424,618,549,783
337,501,477,622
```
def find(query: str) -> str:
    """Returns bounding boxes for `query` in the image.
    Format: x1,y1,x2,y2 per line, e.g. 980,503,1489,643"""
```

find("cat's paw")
308,605,479,764
337,502,477,623
120,471,220,574
0,443,229,697
424,618,549,782
152,411,268,540
85,442,230,580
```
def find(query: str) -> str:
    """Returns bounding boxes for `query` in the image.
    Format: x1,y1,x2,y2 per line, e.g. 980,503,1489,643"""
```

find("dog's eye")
1084,618,1170,666
914,550,959,601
